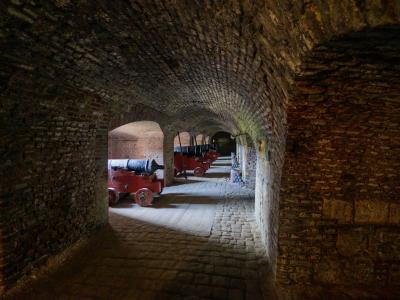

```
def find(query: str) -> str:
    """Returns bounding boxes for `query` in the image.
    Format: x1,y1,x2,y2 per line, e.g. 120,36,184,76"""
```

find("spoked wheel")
134,188,153,206
108,189,119,206
193,167,205,177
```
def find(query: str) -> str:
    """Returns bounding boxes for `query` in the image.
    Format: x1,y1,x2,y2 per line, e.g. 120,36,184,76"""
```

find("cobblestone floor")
5,158,270,299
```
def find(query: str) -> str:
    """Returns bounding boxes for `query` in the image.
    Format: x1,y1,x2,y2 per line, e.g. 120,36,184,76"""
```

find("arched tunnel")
0,1,399,299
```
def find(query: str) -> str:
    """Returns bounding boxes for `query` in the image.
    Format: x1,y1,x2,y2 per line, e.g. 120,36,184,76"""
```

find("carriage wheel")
108,190,119,206
134,188,153,206
193,167,205,177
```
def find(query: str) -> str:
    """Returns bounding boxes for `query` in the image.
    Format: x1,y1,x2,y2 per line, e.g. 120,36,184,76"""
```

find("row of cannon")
107,144,220,206
173,144,219,177
174,144,217,156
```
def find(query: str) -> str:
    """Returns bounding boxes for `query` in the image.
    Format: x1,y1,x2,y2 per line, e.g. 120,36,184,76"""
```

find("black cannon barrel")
108,159,164,174
174,145,210,157
174,146,189,153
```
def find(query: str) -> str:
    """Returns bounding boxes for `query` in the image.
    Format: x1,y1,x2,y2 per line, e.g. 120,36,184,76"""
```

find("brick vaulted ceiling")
1,0,399,137
109,121,163,140
1,0,267,136
0,0,394,138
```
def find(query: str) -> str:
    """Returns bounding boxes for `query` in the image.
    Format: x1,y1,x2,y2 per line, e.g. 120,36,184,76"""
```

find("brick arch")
108,104,171,132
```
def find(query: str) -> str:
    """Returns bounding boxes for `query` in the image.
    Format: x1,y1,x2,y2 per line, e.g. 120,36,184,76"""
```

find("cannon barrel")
174,148,199,157
174,145,214,156
108,159,164,174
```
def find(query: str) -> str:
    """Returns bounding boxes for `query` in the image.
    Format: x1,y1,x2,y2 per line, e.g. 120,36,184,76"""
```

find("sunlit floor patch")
111,157,233,236
175,156,232,183
110,181,222,236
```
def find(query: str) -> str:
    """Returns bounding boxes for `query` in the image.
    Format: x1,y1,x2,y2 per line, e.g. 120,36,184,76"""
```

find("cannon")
108,159,164,206
201,144,220,163
174,153,211,177
173,132,218,177
174,144,220,163
173,143,220,177
109,159,164,174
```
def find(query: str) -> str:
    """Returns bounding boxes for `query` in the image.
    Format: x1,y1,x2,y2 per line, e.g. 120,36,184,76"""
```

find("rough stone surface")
244,147,257,190
355,200,389,223
278,25,400,292
322,199,353,224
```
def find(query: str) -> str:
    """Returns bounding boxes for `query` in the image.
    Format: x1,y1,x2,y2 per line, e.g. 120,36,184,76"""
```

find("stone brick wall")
162,129,176,186
0,75,109,293
108,135,164,164
277,26,400,291
108,138,163,162
0,73,172,293
195,134,206,145
244,147,257,189
174,132,191,148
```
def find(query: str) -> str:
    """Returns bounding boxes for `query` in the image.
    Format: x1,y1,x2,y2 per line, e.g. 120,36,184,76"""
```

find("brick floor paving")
5,160,271,300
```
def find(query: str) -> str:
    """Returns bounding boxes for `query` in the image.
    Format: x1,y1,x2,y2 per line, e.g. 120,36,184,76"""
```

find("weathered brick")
322,199,353,224
355,200,389,223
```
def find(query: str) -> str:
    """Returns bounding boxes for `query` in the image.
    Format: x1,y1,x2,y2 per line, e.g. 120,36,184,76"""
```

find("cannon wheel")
108,189,119,206
134,188,153,206
194,167,205,177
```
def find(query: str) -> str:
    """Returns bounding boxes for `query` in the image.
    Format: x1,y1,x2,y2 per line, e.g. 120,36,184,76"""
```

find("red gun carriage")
174,152,211,177
108,159,164,206
202,149,219,163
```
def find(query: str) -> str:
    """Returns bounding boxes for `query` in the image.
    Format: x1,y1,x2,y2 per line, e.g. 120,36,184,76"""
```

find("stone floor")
5,157,271,300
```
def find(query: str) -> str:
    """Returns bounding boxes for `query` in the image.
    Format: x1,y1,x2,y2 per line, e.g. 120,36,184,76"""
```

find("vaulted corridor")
1,1,400,299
